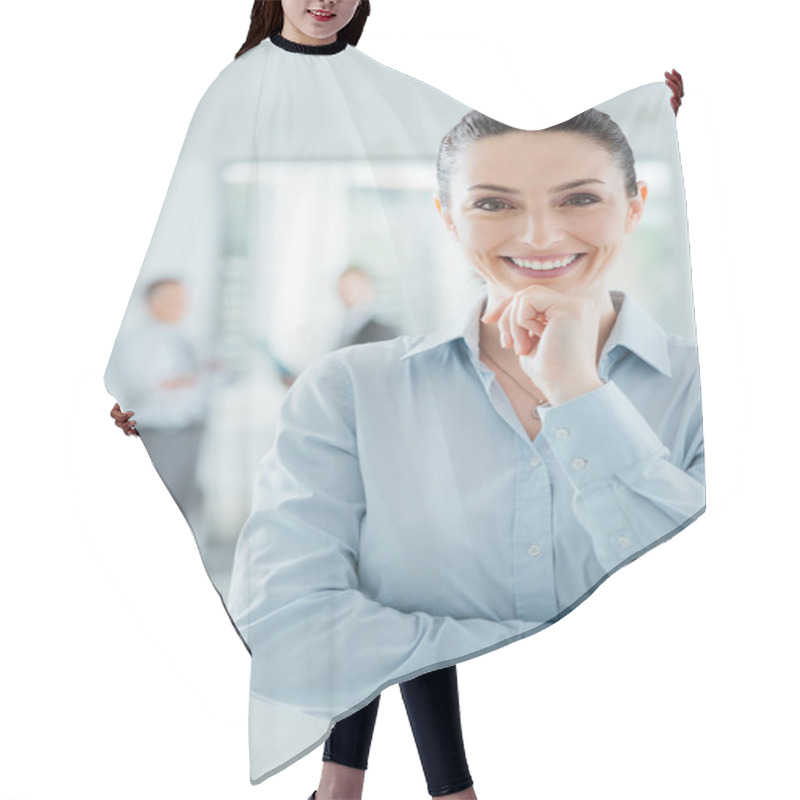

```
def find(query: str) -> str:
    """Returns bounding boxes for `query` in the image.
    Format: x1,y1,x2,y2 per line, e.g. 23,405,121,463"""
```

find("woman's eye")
474,198,513,211
562,193,600,207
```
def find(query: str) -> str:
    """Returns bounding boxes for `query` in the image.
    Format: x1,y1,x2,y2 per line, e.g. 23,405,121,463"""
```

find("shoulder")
304,336,421,379
294,334,454,395
278,337,420,437
189,39,276,121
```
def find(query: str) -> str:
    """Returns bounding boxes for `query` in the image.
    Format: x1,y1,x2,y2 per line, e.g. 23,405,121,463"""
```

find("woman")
105,2,482,798
228,96,704,787
106,4,688,796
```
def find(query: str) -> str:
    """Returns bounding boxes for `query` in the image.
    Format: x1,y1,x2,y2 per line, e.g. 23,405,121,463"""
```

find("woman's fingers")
511,296,547,355
111,404,134,420
509,311,535,355
665,69,684,115
111,403,134,421
665,69,683,89
495,304,513,349
481,294,513,325
111,403,139,436
492,295,547,356
122,419,139,436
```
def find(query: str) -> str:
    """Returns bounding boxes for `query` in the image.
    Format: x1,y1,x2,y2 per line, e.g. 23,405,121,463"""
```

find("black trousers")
323,665,472,797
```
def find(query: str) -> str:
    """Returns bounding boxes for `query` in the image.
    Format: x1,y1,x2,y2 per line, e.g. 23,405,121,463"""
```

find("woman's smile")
308,9,335,22
502,253,585,277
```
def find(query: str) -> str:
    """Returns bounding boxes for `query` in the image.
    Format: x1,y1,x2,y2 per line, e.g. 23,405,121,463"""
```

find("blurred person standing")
106,278,218,536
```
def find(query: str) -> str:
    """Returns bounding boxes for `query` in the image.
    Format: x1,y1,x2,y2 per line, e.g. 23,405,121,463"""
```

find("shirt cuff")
538,381,668,489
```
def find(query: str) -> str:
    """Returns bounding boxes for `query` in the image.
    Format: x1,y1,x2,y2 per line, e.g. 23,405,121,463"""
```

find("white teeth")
509,255,578,271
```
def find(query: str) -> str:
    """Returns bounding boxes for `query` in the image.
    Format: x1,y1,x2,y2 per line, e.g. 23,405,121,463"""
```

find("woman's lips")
502,253,584,278
308,9,335,21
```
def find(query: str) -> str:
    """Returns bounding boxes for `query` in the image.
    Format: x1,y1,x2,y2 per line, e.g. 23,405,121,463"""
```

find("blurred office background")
109,84,694,600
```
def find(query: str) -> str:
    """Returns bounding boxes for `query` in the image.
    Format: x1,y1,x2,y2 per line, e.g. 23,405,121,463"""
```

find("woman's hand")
665,69,683,115
482,288,604,406
110,403,139,437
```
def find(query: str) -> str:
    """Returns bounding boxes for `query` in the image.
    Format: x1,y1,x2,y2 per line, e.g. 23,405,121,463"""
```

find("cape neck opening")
269,33,348,56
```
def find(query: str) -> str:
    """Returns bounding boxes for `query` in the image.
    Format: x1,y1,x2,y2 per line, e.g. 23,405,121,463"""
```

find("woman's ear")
434,195,459,242
625,181,648,234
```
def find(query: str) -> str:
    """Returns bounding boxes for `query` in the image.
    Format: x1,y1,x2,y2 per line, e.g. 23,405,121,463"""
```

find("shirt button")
555,428,570,439
618,536,631,548
530,457,542,468
571,458,588,470
528,545,541,557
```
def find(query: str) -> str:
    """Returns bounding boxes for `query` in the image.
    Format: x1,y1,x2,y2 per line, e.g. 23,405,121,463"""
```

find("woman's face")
439,130,647,301
281,0,361,46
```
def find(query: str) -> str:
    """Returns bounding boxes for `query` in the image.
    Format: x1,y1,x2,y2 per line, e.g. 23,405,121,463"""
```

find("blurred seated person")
337,266,399,347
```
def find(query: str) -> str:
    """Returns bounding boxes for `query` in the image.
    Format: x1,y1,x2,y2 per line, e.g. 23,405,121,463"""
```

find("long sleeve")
538,378,705,574
227,354,534,718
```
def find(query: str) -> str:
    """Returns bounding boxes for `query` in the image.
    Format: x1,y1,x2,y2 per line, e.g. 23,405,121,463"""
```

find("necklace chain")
479,347,547,419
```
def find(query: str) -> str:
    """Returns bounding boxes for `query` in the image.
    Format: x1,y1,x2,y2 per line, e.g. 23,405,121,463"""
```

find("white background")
1,1,797,798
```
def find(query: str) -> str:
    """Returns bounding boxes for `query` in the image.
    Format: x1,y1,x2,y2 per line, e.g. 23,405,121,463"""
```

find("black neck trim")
270,33,348,56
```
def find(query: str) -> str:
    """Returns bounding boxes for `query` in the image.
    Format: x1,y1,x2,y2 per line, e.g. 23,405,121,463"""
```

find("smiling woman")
228,86,704,787
280,0,362,46
103,0,697,788
436,110,652,425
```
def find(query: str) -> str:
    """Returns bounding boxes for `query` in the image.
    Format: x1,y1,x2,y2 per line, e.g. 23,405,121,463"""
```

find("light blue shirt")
229,291,704,720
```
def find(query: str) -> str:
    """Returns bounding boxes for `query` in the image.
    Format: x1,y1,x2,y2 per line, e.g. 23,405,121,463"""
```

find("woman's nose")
518,209,562,249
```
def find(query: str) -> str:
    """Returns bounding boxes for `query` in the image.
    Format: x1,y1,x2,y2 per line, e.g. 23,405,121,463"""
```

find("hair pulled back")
437,108,638,208
236,0,371,59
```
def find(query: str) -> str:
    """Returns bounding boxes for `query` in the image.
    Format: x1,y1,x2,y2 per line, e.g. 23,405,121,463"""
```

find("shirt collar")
401,290,673,378
602,291,672,377
401,294,486,361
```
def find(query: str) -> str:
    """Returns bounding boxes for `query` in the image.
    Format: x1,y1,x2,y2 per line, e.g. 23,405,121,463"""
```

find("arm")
228,355,532,717
538,378,704,573
484,289,704,573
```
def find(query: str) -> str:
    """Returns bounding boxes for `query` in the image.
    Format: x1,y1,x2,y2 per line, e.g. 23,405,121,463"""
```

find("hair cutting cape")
105,34,704,784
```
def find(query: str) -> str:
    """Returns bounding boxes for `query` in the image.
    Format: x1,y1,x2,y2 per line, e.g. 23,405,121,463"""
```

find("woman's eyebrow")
549,178,605,193
467,183,522,195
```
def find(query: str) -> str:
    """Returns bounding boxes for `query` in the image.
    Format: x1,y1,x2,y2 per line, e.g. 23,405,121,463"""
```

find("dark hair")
236,1,371,59
436,108,638,208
